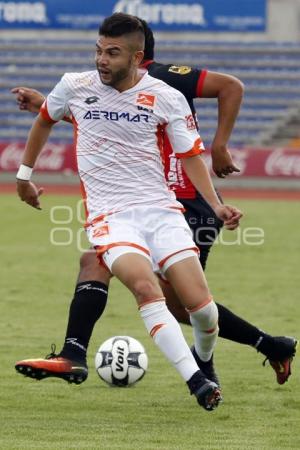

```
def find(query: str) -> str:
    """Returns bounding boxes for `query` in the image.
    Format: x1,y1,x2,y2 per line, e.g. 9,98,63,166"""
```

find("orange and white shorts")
86,206,199,274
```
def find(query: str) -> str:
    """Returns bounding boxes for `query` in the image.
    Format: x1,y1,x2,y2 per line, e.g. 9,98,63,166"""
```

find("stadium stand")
0,39,300,148
266,112,300,147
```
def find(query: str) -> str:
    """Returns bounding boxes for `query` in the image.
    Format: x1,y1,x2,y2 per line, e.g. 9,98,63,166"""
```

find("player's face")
95,36,141,89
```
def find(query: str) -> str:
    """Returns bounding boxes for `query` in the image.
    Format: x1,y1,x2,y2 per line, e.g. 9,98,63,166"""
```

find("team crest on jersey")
75,76,94,86
185,114,197,130
168,65,192,75
136,93,156,108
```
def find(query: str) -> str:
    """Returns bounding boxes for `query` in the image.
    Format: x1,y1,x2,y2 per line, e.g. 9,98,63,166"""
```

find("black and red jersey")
143,60,207,199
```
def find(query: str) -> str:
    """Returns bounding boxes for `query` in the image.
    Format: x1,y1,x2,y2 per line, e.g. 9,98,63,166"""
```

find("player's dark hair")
99,12,145,41
138,18,155,60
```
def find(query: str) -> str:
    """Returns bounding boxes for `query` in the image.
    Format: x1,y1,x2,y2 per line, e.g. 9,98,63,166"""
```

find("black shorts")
179,192,224,270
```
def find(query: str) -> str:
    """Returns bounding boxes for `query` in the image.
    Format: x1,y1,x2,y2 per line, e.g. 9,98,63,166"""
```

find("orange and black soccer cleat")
15,344,88,385
263,336,298,385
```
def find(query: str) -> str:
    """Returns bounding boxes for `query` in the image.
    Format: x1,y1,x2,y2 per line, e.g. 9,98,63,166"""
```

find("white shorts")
86,206,198,274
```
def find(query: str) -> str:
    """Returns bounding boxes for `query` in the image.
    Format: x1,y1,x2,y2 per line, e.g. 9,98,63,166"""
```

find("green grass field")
0,193,299,450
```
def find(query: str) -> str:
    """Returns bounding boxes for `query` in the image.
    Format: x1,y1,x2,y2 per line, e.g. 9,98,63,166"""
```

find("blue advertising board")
0,0,266,32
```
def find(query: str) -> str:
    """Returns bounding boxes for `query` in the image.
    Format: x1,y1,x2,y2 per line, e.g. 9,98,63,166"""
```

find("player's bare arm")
11,87,75,124
16,113,54,209
181,154,242,228
201,71,244,178
11,87,44,113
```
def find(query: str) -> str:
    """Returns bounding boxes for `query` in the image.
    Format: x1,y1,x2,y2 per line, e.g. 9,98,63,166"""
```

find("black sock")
217,303,265,347
60,281,108,362
255,334,279,358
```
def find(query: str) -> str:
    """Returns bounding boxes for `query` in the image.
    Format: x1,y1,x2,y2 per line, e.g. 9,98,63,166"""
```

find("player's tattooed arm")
201,72,244,178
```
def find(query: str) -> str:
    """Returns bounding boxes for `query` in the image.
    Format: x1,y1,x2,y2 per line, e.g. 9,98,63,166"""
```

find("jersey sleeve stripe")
196,70,208,97
176,138,204,159
40,100,58,123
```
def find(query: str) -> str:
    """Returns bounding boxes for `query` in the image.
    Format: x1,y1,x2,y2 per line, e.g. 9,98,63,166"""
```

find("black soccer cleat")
15,344,88,385
262,336,298,385
191,346,220,387
187,370,222,411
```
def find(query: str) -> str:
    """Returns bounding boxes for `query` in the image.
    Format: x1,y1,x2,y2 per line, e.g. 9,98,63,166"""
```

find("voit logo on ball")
95,336,148,387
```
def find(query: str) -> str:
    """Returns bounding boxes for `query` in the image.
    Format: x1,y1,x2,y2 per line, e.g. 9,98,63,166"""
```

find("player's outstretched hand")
16,180,44,210
214,204,243,230
211,144,240,178
11,87,44,114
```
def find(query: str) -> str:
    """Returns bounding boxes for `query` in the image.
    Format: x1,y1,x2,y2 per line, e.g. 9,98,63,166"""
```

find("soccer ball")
95,336,148,387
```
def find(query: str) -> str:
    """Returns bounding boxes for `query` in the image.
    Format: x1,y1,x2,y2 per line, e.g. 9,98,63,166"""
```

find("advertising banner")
1,144,300,179
0,141,77,173
0,0,266,32
203,148,300,179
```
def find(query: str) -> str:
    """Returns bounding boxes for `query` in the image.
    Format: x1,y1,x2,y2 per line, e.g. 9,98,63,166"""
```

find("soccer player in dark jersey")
13,18,297,387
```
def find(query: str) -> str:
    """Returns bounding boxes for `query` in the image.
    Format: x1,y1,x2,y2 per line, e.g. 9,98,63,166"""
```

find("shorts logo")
168,65,192,75
185,114,197,130
136,93,156,108
93,224,109,238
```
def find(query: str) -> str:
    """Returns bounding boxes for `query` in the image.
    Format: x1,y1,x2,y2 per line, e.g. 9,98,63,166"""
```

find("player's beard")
98,56,133,88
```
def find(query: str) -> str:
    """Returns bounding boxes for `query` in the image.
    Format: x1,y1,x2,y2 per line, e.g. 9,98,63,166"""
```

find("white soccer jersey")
41,70,204,223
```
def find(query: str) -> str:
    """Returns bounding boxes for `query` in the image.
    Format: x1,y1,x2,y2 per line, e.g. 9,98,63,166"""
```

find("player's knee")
79,251,111,284
187,284,211,308
132,278,161,303
189,299,219,331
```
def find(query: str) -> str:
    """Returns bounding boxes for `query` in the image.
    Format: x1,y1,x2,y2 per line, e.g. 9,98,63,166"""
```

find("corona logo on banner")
0,2,47,23
113,0,206,25
0,0,266,31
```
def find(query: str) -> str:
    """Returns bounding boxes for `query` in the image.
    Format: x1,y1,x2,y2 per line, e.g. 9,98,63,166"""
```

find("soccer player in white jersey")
13,21,298,388
15,13,242,411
